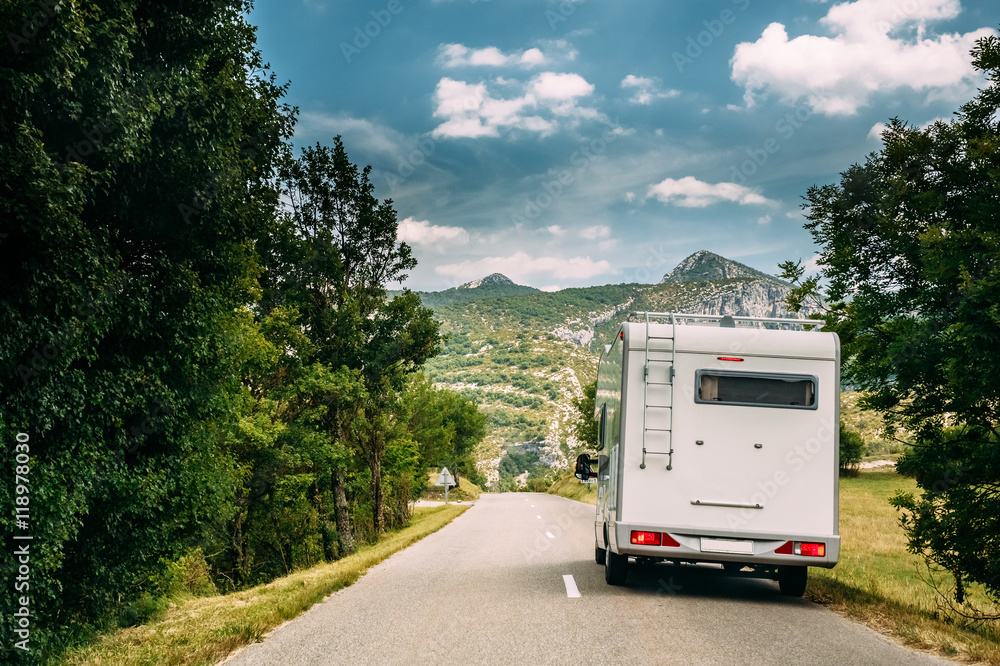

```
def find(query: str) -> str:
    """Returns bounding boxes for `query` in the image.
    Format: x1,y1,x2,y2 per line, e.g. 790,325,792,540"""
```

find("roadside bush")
840,422,866,474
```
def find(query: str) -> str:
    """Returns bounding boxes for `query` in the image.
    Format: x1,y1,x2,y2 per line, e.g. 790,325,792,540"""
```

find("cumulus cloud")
436,251,615,282
731,0,994,115
621,75,679,105
431,72,599,139
397,218,470,247
647,176,775,207
580,225,611,240
438,44,548,69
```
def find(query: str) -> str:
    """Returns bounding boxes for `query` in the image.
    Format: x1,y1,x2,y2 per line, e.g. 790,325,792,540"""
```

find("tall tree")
784,34,1000,615
0,0,293,652
264,137,440,534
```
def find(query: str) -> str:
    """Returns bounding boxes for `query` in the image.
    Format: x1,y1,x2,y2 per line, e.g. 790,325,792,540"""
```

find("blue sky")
250,0,997,292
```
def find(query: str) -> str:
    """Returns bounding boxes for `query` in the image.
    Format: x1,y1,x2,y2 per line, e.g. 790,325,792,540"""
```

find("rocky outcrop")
661,250,787,287
691,279,821,319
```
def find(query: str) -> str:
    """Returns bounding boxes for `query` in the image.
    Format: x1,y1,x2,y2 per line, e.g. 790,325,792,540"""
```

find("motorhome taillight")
620,331,624,340
661,533,680,547
796,542,825,557
776,540,825,557
630,531,661,546
717,357,744,362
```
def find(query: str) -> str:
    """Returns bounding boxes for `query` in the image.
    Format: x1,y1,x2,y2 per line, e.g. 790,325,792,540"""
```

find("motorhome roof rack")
626,311,822,331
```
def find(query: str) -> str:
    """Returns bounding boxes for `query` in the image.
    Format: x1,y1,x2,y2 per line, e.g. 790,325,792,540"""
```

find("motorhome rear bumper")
613,522,840,568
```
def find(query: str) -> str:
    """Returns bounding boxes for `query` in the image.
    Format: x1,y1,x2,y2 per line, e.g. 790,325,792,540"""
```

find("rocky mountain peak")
660,250,786,286
459,273,517,289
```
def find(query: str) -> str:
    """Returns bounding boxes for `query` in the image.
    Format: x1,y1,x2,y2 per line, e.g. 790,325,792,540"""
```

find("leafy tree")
783,34,1000,615
264,137,441,534
403,373,488,486
573,380,599,449
0,0,293,652
839,422,866,473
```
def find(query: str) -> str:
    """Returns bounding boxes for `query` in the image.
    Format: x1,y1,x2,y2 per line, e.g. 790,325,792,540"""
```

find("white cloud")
545,225,567,236
431,72,599,139
647,177,775,207
867,121,888,140
436,251,615,282
531,72,594,100
621,75,679,105
731,0,994,115
397,218,469,247
757,214,772,225
438,44,549,69
580,225,611,240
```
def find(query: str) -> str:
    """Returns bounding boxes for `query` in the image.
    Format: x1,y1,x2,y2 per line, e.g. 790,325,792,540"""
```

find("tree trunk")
333,469,355,555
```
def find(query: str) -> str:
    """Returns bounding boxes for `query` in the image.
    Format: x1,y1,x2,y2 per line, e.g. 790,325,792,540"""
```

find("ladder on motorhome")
634,311,820,471
640,311,676,470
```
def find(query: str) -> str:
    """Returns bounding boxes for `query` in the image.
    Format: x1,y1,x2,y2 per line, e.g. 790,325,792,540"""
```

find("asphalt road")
224,493,952,666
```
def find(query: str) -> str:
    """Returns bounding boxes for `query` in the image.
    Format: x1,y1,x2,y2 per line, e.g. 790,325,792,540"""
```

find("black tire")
778,566,808,597
605,548,628,586
595,542,606,565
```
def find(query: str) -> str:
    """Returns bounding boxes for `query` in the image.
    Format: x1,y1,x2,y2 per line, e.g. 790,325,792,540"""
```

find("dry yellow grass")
59,504,468,666
809,471,1000,664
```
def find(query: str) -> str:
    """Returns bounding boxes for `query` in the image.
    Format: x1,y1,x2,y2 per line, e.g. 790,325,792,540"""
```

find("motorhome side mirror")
574,454,596,481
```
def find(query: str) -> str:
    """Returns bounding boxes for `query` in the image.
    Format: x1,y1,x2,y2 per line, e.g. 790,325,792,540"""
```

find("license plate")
700,538,754,555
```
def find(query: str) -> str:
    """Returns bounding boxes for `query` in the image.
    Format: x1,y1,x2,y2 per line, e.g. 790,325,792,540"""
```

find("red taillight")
717,356,744,362
776,541,825,557
661,533,680,547
631,530,661,546
797,542,825,557
620,331,624,340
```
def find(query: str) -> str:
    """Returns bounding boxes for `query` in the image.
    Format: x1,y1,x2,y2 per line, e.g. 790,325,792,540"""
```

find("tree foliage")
0,0,293,655
0,2,482,657
785,33,1000,615
573,380,599,450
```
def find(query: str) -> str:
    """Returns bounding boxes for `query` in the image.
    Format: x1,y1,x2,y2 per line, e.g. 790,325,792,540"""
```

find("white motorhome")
575,312,840,595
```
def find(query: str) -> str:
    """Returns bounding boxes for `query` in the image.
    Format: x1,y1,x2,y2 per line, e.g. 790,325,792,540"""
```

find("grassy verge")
547,469,596,505
810,470,1000,663
59,504,468,666
421,469,481,502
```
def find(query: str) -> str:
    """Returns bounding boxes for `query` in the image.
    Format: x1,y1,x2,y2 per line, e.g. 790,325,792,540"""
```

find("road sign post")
435,467,455,504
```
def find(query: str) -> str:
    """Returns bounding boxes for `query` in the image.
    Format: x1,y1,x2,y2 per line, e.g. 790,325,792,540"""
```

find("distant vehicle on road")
576,312,840,596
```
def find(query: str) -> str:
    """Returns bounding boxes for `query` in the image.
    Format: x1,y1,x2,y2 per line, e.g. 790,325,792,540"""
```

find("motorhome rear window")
695,370,817,409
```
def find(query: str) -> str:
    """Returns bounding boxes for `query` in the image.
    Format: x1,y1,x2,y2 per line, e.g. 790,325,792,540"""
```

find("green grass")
547,469,596,505
58,504,468,666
